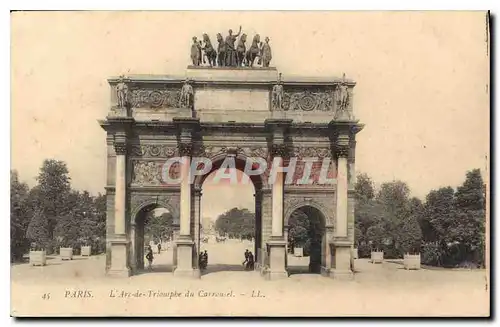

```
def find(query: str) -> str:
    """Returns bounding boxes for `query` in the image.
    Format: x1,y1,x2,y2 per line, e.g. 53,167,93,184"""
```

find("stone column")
272,155,284,237
174,143,197,278
331,133,353,280
172,117,200,278
266,142,289,280
108,135,131,277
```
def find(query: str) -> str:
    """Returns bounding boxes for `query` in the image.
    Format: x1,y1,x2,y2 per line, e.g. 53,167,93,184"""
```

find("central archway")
194,154,264,275
287,205,326,275
132,204,175,274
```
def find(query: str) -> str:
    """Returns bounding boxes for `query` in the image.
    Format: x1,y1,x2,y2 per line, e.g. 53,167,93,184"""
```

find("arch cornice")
193,151,265,189
284,197,333,226
130,195,180,225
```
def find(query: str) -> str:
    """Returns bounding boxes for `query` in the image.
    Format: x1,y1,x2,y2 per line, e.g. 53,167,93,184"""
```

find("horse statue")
236,33,247,66
202,34,217,67
216,33,226,67
245,34,261,67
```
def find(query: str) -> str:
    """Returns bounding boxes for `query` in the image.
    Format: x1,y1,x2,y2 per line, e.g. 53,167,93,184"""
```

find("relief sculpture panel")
130,88,181,109
281,90,334,112
131,160,181,185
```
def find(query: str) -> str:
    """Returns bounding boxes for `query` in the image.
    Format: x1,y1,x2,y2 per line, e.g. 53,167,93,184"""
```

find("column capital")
114,142,127,155
271,143,290,158
113,131,128,155
178,143,193,157
335,134,350,158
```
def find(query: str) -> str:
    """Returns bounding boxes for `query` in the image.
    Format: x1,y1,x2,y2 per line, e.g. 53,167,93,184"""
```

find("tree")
397,197,423,254
355,173,375,203
452,169,486,266
144,211,174,242
26,207,50,250
288,209,309,248
374,181,413,257
10,170,31,261
35,159,71,240
215,208,255,239
422,186,456,266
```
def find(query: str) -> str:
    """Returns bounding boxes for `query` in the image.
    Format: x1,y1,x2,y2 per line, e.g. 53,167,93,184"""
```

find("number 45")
42,293,51,300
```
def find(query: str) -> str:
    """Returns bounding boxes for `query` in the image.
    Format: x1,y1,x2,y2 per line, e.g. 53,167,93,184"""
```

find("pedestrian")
247,251,255,270
242,249,249,268
157,243,161,254
146,248,154,270
203,250,208,269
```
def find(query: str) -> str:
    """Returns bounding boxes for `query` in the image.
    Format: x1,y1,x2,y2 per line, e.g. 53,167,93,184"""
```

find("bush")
421,242,441,266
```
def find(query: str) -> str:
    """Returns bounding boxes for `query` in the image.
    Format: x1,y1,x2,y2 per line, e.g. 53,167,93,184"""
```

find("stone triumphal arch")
99,66,363,280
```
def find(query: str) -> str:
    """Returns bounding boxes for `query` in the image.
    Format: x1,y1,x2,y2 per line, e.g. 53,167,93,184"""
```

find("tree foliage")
215,208,255,239
10,171,31,261
144,211,174,242
11,160,108,260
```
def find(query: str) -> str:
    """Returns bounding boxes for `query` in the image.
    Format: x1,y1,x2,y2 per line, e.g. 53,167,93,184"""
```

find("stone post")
108,133,131,277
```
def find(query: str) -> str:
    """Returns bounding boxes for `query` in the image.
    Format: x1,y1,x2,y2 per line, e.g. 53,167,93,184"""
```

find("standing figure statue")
190,37,202,66
259,37,272,68
336,73,351,119
225,26,242,67
245,34,261,67
179,79,194,109
236,34,247,66
116,76,129,109
272,74,284,110
202,34,217,67
216,33,226,67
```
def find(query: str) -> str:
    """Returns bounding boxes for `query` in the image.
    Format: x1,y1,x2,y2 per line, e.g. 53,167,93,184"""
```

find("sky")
11,11,490,219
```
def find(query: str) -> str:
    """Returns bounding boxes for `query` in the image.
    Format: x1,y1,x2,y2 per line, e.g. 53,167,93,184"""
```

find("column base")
174,236,199,278
266,238,289,281
108,236,131,277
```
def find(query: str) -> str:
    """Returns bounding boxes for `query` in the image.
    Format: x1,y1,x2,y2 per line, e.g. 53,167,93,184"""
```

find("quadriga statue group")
190,26,272,68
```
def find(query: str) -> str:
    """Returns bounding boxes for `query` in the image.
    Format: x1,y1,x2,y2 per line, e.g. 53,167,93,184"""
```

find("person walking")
146,248,154,270
157,242,162,254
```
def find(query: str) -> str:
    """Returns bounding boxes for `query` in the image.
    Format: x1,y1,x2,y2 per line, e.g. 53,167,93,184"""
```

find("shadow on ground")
201,264,248,276
135,264,174,275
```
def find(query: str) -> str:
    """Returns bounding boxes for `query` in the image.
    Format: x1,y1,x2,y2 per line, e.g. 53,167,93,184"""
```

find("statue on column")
259,37,272,67
335,73,351,120
225,26,242,67
272,73,284,110
179,79,194,109
116,75,129,109
190,36,202,66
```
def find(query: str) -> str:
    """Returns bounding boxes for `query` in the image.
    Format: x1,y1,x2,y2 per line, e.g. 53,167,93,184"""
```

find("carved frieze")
196,145,268,160
130,144,179,158
291,147,332,159
281,90,334,112
130,88,181,109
